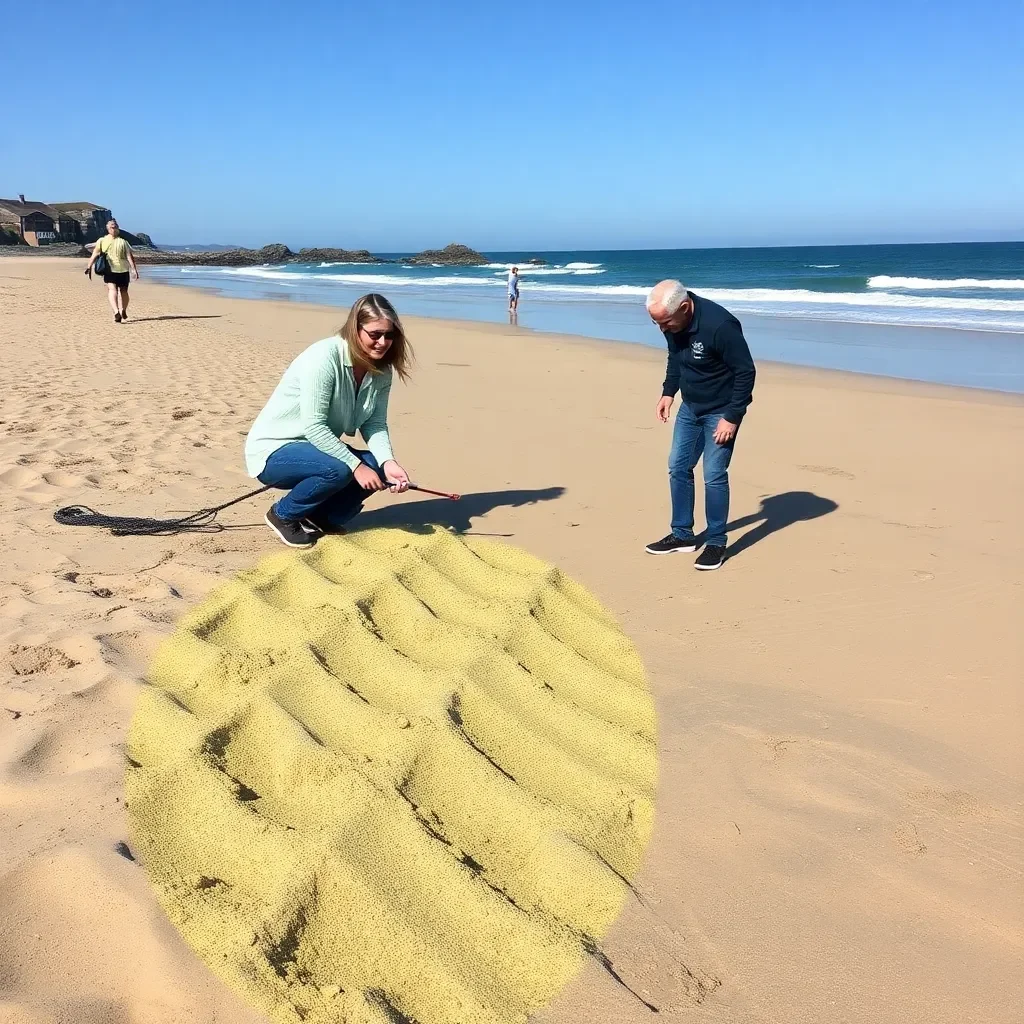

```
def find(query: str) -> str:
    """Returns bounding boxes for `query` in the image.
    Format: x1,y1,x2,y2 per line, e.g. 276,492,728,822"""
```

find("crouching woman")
245,293,412,548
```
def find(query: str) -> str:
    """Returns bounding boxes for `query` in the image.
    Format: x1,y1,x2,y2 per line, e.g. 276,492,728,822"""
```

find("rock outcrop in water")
130,244,384,266
402,243,489,266
23,239,495,268
294,247,380,264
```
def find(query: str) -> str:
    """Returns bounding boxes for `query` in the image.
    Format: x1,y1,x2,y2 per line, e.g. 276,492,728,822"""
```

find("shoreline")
145,261,1024,395
12,254,1023,401
9,253,1023,393
1,257,1022,1024
154,271,1024,403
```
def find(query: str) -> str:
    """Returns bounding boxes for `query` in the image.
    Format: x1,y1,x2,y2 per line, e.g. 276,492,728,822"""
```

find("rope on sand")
53,485,271,536
53,482,458,537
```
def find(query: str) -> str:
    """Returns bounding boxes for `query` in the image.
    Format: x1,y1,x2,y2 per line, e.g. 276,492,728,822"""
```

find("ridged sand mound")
126,526,656,1024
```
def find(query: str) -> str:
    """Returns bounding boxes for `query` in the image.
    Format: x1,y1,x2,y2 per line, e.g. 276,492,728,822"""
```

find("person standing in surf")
244,293,413,548
508,266,520,312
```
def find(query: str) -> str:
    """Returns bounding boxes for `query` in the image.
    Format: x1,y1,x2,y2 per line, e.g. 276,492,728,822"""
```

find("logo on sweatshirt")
691,339,705,360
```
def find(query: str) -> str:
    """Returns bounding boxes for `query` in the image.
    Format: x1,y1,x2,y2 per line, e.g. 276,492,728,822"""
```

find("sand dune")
0,259,1021,1024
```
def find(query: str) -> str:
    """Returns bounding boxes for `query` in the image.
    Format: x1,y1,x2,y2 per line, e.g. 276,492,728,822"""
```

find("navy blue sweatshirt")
662,293,756,424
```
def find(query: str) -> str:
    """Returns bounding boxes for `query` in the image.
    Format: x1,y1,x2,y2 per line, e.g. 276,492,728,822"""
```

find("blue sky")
5,0,1021,249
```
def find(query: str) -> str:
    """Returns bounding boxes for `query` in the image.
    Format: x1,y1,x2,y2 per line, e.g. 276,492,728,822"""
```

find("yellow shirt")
96,235,132,273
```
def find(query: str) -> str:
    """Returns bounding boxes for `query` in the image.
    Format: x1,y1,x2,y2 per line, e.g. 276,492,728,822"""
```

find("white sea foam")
162,266,1024,331
315,261,391,268
194,267,505,288
868,276,1024,290
180,266,1024,310
806,264,840,268
484,261,604,274
697,287,1024,313
501,266,605,276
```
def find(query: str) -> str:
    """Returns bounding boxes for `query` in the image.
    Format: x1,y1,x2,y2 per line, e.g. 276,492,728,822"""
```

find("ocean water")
147,241,1024,392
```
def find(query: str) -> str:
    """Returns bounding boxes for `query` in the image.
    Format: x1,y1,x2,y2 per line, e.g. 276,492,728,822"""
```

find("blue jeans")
258,442,383,527
669,403,735,548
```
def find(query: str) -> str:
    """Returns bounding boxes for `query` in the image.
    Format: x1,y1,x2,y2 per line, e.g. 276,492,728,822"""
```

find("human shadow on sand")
351,486,564,535
128,314,224,323
725,490,838,559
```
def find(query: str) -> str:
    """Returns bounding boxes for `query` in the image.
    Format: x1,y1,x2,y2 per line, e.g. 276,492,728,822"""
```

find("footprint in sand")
8,643,80,676
909,787,986,819
41,470,84,488
798,464,856,480
127,527,657,1024
0,466,40,488
894,821,927,855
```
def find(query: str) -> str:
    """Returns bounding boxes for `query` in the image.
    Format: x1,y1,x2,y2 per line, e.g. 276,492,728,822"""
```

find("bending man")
644,280,756,571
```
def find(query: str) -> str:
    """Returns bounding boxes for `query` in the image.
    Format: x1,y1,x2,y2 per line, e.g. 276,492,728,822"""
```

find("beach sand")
0,258,1021,1024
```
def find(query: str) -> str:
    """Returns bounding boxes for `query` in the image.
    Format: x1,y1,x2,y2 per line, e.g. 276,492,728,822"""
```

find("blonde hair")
338,293,413,382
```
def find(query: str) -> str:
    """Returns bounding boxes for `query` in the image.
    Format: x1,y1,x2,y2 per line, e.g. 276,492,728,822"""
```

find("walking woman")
245,293,413,548
84,218,139,322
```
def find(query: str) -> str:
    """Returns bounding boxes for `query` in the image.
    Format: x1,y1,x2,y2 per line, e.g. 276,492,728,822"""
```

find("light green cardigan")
244,336,395,478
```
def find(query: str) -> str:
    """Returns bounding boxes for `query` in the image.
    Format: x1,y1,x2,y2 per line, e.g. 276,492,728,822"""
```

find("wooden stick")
408,483,461,500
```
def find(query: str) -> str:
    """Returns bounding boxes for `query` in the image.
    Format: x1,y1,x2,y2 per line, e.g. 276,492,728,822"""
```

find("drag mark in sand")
126,526,658,1024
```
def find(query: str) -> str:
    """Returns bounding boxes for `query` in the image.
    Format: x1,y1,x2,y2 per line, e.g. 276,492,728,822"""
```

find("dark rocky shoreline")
130,244,383,266
0,239,551,268
132,242,496,267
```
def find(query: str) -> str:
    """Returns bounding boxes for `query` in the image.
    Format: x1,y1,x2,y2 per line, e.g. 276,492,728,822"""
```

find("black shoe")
645,533,698,555
265,505,315,548
694,545,726,570
120,310,128,322
300,516,350,537
114,312,122,323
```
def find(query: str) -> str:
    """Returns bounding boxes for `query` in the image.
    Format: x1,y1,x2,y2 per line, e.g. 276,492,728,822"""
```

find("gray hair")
646,279,688,314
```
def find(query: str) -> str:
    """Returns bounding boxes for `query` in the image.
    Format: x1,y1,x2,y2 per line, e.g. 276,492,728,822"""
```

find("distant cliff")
120,230,154,248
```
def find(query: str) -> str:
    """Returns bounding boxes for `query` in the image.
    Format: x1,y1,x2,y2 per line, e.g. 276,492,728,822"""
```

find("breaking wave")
868,276,1024,290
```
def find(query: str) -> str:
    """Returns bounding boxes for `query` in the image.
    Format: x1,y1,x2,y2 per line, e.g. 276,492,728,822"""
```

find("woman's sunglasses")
363,328,397,342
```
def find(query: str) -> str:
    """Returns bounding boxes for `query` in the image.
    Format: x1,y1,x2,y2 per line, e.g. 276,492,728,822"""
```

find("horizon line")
153,237,1024,253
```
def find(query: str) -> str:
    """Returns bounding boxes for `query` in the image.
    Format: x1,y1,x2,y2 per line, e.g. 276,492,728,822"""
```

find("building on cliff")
0,197,118,246
0,196,79,246
49,202,114,243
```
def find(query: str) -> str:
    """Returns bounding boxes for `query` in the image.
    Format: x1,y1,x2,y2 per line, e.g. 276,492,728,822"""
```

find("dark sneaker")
120,310,128,322
114,312,122,323
645,533,698,555
300,517,350,537
694,544,726,570
265,505,315,548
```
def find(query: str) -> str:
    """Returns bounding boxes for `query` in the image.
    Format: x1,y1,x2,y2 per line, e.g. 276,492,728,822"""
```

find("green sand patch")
127,526,657,1024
